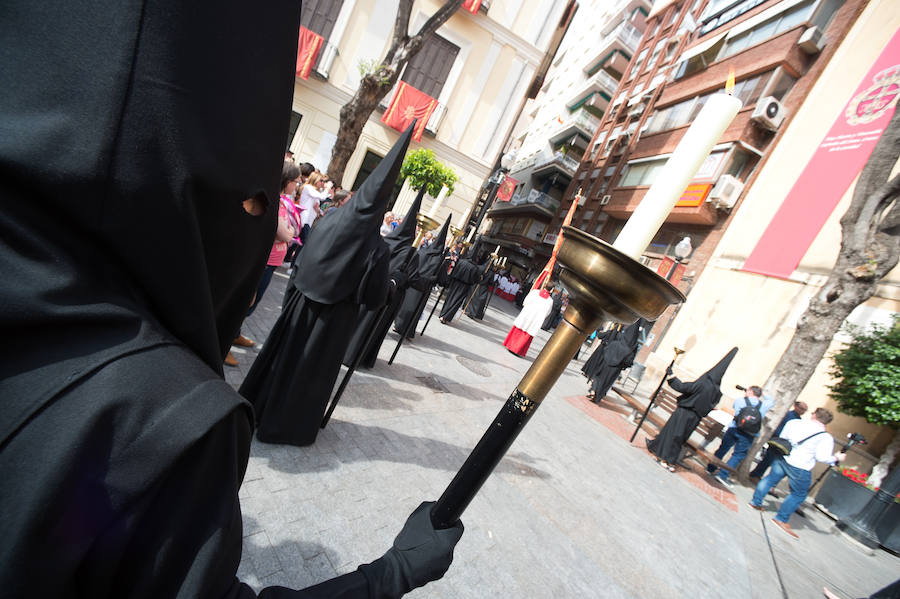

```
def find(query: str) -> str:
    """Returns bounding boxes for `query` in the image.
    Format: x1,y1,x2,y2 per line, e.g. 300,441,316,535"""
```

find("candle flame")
725,68,735,95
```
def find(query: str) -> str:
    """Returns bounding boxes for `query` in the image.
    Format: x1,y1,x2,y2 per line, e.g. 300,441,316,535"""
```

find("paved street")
226,268,898,599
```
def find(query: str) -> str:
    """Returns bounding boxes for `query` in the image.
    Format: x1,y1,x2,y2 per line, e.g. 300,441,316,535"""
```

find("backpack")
735,398,762,434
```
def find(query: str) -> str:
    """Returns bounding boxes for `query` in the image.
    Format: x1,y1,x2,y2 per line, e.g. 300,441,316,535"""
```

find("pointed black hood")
620,318,643,349
419,214,452,277
385,186,424,271
702,347,738,386
293,124,415,303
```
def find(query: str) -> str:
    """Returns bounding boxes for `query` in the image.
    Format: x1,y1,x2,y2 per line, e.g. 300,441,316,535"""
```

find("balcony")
511,189,561,213
532,149,580,179
550,108,602,145
313,41,339,79
567,70,620,111
595,20,643,60
425,102,447,136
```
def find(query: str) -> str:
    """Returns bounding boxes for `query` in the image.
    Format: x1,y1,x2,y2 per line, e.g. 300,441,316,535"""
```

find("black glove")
665,366,673,377
390,270,409,290
358,501,464,598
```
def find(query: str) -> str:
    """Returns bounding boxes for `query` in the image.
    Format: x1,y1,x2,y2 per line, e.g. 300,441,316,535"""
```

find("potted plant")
399,148,458,197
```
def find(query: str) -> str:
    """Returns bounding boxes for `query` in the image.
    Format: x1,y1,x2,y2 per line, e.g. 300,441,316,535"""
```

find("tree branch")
385,0,414,65
417,0,464,40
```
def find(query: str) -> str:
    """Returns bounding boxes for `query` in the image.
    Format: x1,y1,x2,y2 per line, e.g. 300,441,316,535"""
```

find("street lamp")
469,149,517,257
667,236,692,280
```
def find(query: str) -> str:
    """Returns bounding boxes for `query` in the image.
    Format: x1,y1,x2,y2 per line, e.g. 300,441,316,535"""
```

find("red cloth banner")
495,176,517,202
463,0,483,14
533,194,580,289
381,82,437,142
296,26,324,80
742,28,900,278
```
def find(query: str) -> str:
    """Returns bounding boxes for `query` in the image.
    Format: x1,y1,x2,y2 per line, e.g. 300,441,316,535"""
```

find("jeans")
749,448,775,479
750,457,812,523
707,426,754,481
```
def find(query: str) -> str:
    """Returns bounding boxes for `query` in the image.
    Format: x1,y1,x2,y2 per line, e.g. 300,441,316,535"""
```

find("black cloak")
464,264,496,320
581,328,618,378
0,1,379,596
540,292,564,330
438,258,484,322
393,216,451,338
589,319,644,402
343,187,424,368
239,125,415,446
647,348,738,464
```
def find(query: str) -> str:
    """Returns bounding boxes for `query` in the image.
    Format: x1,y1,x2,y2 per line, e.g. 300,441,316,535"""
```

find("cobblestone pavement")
226,267,898,599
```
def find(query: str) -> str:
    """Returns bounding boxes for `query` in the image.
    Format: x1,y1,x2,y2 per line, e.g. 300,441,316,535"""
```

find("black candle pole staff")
629,347,685,443
387,288,430,365
419,285,445,336
320,297,394,429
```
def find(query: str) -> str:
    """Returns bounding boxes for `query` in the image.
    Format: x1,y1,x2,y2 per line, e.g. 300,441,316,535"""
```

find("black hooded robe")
589,320,643,402
392,219,451,339
581,329,616,378
464,266,495,320
646,348,737,465
541,293,563,330
240,126,415,447
0,1,383,596
438,259,483,322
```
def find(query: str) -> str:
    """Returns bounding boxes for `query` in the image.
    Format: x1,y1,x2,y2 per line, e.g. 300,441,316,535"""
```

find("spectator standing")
380,211,395,236
749,408,845,539
749,400,808,480
297,170,326,240
706,385,775,485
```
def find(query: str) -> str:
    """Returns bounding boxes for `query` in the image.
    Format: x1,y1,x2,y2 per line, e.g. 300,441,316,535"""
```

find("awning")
725,0,808,38
675,31,728,65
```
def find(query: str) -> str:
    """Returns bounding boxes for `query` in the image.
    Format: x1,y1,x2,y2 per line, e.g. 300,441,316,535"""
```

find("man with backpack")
706,385,774,485
748,407,845,539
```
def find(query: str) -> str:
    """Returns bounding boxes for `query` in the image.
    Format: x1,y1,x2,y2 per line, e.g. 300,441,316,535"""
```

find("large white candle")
466,227,476,242
457,205,472,229
428,186,449,217
612,93,742,261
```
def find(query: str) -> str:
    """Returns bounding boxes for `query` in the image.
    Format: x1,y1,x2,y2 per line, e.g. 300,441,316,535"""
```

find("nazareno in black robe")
342,189,426,369
393,218,452,338
588,319,645,402
540,292,563,330
0,1,383,596
240,126,415,447
438,259,484,322
647,348,738,464
464,265,496,320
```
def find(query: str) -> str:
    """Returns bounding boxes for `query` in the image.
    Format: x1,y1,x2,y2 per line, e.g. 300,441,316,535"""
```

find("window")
675,36,727,79
810,0,844,29
629,47,649,79
766,68,797,101
401,33,460,99
726,148,752,178
301,0,344,38
620,157,668,186
719,1,816,60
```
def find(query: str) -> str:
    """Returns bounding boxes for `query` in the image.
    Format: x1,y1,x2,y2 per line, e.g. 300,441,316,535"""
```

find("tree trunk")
326,0,463,184
870,429,899,489
737,106,900,481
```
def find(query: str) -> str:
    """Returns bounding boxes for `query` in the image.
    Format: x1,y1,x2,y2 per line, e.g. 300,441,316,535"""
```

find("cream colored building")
638,0,900,458
288,0,568,226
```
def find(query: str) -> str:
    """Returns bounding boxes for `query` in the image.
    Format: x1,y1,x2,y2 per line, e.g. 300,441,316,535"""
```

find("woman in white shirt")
297,171,327,239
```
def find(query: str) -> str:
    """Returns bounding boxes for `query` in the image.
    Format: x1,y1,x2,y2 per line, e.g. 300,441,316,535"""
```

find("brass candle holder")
431,227,685,528
413,213,439,247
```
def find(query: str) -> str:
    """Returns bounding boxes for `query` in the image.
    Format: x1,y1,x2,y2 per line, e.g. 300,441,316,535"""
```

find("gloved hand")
665,366,673,377
358,501,464,598
390,270,409,290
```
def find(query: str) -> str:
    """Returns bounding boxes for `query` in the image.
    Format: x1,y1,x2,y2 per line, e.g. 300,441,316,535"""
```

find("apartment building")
479,0,653,274
288,0,570,225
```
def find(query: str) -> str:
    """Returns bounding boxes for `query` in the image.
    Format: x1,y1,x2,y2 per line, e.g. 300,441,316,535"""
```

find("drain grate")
456,355,491,377
416,375,448,393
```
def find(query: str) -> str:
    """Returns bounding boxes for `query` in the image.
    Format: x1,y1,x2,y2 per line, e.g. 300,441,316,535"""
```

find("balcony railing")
533,149,580,176
599,20,642,56
510,189,561,213
425,101,447,135
588,69,620,97
313,41,338,79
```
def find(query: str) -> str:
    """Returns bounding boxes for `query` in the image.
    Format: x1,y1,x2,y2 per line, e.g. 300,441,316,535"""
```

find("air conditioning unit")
751,96,787,131
708,174,745,209
797,26,826,54
599,194,611,205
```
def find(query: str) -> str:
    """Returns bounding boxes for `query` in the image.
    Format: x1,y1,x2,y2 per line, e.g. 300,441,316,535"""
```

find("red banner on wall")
742,29,900,278
381,82,437,142
296,26,324,80
495,177,518,202
462,0,483,14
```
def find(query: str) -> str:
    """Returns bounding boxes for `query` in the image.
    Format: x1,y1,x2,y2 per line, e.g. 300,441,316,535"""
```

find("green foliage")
399,148,458,197
829,315,900,428
357,59,391,85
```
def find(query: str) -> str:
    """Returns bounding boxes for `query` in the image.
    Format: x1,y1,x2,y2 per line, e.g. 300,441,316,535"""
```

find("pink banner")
742,28,900,278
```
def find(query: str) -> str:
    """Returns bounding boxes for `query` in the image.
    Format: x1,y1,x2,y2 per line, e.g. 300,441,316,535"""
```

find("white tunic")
512,289,555,336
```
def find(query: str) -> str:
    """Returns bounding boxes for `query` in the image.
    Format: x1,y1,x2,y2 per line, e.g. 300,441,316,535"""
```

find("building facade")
479,0,653,276
288,0,570,228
